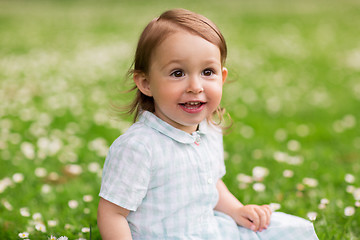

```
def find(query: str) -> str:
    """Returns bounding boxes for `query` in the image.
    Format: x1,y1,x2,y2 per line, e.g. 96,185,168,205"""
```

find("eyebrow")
161,58,221,70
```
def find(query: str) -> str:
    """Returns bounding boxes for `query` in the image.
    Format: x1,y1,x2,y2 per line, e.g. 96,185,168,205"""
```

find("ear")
133,71,152,97
221,67,228,84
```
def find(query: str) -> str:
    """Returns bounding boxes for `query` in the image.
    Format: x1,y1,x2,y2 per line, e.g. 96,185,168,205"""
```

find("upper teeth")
188,102,200,105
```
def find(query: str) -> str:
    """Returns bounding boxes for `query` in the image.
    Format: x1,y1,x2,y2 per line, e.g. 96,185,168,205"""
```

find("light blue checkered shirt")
99,111,319,240
100,111,225,239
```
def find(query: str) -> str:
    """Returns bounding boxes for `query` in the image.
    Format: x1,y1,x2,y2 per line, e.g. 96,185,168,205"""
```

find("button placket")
190,132,215,201
193,131,201,146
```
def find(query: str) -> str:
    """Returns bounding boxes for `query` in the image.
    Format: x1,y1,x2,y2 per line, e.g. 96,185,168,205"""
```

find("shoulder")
104,121,157,172
116,121,152,140
204,122,223,143
109,121,160,154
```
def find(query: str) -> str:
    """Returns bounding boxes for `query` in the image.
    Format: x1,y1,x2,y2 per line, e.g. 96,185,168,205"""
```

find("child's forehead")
159,29,218,50
151,30,222,66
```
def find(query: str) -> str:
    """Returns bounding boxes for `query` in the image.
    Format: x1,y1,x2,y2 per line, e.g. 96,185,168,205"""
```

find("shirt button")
207,178,213,184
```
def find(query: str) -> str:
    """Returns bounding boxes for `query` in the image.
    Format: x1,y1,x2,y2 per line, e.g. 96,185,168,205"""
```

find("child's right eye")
170,70,185,78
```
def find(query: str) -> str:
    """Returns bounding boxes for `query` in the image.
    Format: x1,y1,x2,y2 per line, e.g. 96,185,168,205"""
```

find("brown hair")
126,8,229,126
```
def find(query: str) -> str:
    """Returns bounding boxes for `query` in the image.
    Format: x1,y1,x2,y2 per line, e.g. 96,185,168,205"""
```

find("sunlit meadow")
1,0,359,239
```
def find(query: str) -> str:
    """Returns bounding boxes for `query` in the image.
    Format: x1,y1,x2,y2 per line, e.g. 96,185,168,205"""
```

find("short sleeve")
99,135,152,211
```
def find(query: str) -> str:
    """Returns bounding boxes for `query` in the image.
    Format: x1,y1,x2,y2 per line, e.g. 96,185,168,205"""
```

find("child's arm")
97,198,133,240
214,179,272,232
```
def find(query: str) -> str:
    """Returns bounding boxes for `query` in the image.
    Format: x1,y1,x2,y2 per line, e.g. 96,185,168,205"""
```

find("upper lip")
179,100,206,104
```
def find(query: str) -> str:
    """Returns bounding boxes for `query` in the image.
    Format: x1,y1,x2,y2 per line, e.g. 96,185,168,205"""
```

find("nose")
186,75,204,94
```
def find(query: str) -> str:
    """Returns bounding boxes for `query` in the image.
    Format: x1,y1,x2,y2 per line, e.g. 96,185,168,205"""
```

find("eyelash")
202,68,215,76
170,70,185,78
170,68,215,78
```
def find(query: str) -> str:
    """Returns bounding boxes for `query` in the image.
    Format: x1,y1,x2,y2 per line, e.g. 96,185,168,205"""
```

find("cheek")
151,83,178,102
207,82,223,100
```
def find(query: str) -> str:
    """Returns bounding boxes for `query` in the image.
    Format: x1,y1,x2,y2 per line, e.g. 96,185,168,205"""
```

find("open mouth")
180,101,205,109
179,101,206,113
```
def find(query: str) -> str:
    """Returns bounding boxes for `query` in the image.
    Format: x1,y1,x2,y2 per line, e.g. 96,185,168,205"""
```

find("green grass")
0,0,359,239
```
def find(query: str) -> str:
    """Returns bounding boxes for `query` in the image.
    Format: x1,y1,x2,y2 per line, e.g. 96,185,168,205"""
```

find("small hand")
235,204,272,232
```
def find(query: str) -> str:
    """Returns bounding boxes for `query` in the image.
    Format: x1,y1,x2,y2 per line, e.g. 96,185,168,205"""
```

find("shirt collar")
138,111,208,144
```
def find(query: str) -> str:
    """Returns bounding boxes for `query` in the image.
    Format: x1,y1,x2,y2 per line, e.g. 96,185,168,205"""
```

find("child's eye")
202,69,214,76
170,70,185,78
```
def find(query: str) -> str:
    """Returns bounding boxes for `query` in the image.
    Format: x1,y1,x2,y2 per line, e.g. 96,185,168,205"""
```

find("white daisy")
18,232,29,238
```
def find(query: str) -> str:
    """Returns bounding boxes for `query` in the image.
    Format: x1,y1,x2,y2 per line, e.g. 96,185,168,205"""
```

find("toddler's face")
141,30,227,133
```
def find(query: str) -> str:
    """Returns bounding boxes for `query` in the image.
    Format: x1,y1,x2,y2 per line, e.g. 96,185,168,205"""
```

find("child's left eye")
202,69,214,76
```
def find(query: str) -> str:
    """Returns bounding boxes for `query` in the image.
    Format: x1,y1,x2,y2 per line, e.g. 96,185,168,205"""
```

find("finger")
259,205,269,228
262,205,272,215
254,207,268,231
246,209,260,231
262,205,272,227
240,206,260,231
237,216,257,232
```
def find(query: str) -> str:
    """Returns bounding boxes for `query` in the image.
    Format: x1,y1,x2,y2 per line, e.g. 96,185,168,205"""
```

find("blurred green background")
0,0,359,239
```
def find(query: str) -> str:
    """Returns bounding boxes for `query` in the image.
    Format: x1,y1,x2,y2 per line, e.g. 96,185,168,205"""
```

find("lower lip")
179,103,206,114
